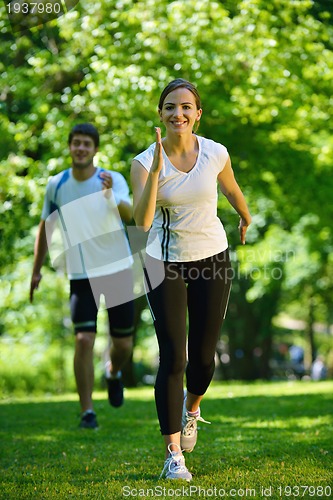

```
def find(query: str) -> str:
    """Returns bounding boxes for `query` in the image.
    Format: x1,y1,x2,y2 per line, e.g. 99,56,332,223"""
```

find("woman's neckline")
161,135,201,175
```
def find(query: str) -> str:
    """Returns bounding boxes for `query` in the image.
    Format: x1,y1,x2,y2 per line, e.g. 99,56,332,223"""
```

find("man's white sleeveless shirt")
134,135,229,262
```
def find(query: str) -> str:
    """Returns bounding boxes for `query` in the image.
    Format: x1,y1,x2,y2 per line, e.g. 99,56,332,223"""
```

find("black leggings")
146,249,232,435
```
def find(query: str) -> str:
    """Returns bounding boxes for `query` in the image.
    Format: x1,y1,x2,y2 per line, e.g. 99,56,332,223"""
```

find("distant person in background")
311,356,327,381
30,123,135,429
289,344,305,379
131,79,252,480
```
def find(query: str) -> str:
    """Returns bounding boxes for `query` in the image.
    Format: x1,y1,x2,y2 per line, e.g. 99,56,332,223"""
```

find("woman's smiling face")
159,87,202,135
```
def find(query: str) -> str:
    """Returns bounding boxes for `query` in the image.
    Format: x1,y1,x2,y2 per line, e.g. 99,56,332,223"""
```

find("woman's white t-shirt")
134,135,229,262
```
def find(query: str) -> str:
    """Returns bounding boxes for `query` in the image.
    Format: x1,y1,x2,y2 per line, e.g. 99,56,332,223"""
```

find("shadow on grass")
0,396,160,486
202,390,333,467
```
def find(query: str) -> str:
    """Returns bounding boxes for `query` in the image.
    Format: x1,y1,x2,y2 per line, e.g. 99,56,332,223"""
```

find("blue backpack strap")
54,169,70,202
97,167,106,181
49,169,70,214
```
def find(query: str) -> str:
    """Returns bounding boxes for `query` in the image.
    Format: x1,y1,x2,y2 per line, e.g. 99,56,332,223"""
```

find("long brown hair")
158,79,202,111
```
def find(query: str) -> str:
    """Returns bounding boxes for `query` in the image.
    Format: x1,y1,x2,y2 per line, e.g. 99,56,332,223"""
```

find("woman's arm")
130,127,163,231
218,156,252,244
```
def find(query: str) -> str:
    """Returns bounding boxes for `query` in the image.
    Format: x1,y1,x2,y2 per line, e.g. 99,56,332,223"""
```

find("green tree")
1,0,332,382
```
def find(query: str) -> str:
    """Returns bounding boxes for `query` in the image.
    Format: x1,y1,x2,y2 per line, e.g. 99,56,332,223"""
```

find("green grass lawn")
1,381,332,499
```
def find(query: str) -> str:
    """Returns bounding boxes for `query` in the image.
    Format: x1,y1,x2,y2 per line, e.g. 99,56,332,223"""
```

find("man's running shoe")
159,444,192,481
180,395,210,452
105,362,124,407
106,377,124,407
79,410,98,429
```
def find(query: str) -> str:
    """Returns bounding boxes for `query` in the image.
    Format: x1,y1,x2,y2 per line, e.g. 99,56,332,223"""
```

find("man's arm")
116,201,132,224
30,220,48,303
100,171,133,224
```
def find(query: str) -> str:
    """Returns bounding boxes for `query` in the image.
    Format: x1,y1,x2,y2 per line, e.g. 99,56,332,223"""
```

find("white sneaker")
159,444,192,481
180,395,211,452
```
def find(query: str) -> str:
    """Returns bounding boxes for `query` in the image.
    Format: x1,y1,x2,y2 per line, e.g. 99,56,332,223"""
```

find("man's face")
69,134,97,169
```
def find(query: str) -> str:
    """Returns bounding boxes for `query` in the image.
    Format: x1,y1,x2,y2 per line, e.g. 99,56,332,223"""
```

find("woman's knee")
160,348,186,375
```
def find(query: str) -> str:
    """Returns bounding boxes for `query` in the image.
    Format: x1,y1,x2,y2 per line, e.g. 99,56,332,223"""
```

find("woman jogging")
131,79,252,480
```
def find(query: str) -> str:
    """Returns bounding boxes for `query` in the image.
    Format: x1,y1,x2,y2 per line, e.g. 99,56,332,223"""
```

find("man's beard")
72,158,93,169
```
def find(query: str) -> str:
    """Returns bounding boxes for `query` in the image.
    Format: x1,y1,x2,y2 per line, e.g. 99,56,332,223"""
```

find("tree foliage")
1,0,332,380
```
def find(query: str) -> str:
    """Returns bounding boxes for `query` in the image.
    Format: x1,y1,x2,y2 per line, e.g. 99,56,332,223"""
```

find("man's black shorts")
69,269,134,336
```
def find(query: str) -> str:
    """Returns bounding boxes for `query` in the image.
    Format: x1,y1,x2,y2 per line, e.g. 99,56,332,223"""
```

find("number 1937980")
7,2,62,15
277,485,332,497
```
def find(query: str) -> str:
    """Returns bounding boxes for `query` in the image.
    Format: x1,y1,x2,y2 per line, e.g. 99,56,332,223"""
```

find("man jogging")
30,123,135,429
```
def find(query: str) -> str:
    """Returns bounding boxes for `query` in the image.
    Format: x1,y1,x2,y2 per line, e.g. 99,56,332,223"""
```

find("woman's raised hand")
151,127,163,174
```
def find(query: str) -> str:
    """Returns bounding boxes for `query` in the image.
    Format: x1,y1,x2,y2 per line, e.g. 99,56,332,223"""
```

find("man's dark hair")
68,123,100,148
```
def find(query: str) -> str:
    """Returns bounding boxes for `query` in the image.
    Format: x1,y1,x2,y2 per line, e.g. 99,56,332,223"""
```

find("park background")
1,0,333,395
1,1,333,498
